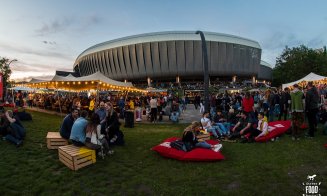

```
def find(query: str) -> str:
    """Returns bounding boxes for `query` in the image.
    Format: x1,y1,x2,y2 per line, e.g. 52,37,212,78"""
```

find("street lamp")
195,31,209,113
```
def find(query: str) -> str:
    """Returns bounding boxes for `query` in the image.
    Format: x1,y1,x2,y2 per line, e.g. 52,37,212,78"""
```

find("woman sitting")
105,102,124,145
85,113,113,156
182,121,222,152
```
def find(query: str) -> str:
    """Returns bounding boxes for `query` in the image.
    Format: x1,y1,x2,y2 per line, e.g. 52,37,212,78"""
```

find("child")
254,112,269,140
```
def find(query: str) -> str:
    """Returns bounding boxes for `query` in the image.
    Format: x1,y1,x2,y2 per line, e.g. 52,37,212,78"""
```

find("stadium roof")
76,31,261,60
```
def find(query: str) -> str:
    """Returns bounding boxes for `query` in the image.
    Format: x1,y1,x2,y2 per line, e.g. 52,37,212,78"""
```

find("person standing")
290,84,305,140
150,96,158,123
305,82,319,138
279,87,291,120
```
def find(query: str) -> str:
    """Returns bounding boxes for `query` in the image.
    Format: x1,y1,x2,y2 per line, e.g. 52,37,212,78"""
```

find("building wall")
74,40,268,81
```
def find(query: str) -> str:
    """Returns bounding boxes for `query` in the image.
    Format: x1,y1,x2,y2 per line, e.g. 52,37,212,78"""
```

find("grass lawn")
0,110,327,195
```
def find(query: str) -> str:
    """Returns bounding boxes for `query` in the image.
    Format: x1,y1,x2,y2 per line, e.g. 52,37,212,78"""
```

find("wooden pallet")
46,132,68,149
58,145,96,171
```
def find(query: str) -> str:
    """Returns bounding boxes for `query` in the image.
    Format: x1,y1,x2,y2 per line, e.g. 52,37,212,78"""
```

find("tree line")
272,45,327,87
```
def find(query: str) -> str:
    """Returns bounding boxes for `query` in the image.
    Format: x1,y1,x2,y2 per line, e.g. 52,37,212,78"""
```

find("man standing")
305,81,319,138
290,84,305,140
279,87,291,120
150,96,158,123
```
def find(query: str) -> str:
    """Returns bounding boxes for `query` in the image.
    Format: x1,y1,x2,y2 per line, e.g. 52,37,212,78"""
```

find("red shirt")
242,97,254,112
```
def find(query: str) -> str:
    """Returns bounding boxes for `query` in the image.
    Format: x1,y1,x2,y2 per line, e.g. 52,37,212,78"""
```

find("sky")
1,0,326,81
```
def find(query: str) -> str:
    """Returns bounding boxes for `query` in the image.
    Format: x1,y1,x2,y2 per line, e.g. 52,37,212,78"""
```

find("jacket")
290,88,304,112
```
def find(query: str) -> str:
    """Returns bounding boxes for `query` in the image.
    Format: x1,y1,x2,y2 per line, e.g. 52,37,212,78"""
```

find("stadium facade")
72,31,272,85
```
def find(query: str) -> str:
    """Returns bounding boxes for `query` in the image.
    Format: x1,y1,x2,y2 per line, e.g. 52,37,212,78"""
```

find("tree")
0,57,13,100
273,45,327,87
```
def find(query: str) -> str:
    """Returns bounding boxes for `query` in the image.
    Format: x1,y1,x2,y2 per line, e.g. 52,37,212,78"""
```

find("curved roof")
75,31,261,62
260,60,273,68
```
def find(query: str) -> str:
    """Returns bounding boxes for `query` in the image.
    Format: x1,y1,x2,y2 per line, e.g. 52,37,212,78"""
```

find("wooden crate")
58,145,96,171
46,132,68,149
196,133,210,142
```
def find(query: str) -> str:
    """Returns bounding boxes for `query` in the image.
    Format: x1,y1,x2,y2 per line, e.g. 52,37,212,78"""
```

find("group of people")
178,81,326,150
0,108,26,147
59,101,124,157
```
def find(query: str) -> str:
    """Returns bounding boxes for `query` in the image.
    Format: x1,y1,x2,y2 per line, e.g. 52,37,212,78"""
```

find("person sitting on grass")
213,109,231,137
85,113,113,157
182,121,222,152
59,107,79,140
200,111,221,139
0,110,25,147
70,110,88,146
228,110,253,140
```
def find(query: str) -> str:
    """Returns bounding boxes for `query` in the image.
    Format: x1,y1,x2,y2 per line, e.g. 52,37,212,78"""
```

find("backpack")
170,140,186,151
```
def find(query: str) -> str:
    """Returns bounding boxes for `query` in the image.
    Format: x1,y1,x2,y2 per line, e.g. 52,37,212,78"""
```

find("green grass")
0,111,327,195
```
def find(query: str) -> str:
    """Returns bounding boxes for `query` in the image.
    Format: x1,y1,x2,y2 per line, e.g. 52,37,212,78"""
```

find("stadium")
72,31,272,86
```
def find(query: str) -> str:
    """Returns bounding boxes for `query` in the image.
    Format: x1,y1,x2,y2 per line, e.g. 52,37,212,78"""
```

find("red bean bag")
324,144,327,148
152,137,225,161
255,120,291,142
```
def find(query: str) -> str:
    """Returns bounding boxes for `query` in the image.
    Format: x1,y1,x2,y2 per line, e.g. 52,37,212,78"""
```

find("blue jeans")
207,126,221,138
210,107,216,119
196,141,211,149
5,123,25,145
214,122,230,135
5,134,22,145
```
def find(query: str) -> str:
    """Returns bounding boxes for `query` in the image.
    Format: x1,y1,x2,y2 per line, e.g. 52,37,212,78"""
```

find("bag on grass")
170,140,186,151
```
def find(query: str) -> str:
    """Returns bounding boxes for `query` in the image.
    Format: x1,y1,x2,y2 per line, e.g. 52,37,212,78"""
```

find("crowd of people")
59,101,125,157
194,82,327,144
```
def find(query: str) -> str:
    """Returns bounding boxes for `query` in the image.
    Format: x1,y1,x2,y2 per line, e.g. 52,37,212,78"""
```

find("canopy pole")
96,82,100,103
56,84,62,115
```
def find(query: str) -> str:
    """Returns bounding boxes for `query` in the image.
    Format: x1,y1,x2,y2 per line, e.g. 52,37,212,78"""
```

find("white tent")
8,86,35,91
282,72,327,89
26,71,144,92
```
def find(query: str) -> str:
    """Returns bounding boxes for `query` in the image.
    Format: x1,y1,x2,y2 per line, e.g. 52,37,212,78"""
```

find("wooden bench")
58,145,96,171
46,132,68,149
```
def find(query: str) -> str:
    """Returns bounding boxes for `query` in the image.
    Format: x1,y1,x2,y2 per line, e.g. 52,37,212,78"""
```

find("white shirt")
201,117,212,129
150,98,157,108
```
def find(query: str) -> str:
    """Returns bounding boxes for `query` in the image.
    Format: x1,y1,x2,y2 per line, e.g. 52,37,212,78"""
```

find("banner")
0,73,3,100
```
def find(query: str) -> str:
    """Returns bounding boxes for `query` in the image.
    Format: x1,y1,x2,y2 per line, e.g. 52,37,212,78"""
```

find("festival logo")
302,174,321,196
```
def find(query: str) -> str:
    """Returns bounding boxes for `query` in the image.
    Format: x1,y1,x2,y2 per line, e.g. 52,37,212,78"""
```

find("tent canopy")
26,71,144,92
8,86,35,91
282,72,327,89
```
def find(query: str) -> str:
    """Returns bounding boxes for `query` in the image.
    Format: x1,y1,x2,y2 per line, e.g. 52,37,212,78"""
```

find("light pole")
196,31,209,113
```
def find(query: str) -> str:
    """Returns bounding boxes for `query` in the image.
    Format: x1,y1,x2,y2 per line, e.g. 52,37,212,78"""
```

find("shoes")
292,137,295,141
110,135,118,143
16,140,23,147
213,144,223,152
107,150,114,155
296,137,300,141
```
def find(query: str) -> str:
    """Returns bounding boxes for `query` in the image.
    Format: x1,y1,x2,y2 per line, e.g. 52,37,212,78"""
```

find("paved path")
24,104,202,124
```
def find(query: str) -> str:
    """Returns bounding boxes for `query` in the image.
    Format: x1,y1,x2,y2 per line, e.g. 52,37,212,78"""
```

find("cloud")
0,42,73,61
42,41,57,45
35,14,103,36
261,32,302,50
35,17,73,36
